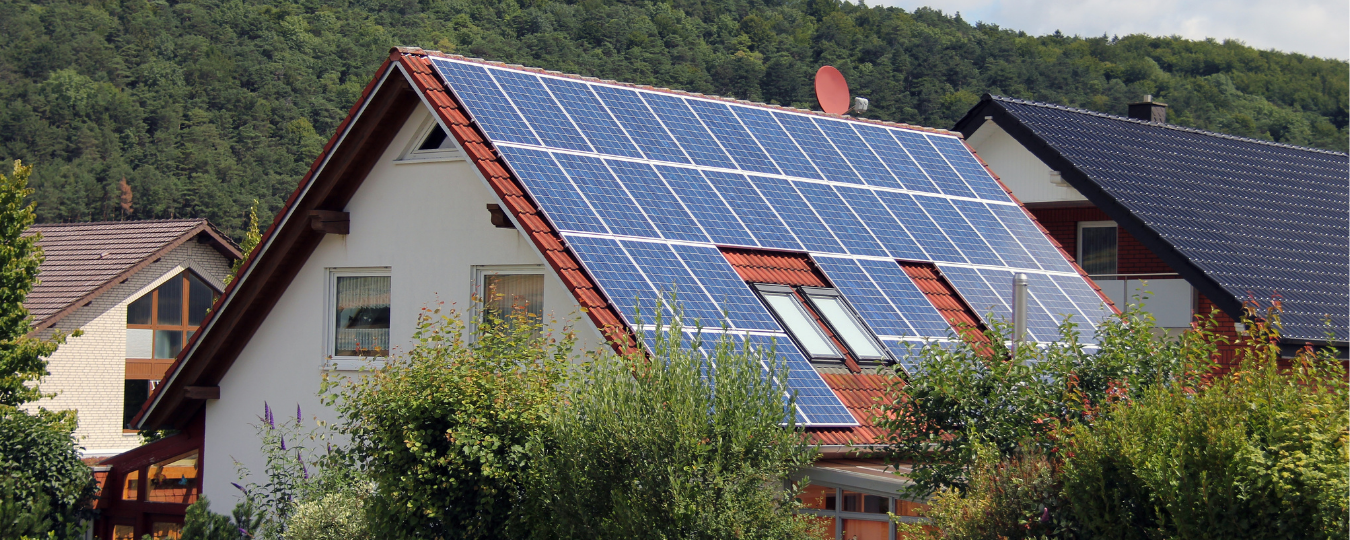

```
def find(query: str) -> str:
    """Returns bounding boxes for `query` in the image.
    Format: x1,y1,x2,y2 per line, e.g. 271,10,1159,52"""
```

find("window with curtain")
475,266,545,338
333,274,391,357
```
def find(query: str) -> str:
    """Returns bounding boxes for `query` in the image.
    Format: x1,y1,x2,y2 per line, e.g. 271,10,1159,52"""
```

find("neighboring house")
23,220,240,456
99,48,1117,540
955,95,1349,361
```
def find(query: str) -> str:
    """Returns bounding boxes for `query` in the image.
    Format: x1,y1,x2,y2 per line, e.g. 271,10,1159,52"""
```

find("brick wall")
28,242,233,456
1028,207,1173,276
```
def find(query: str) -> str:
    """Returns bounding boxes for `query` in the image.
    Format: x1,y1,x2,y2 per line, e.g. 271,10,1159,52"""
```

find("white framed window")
753,284,890,364
1077,220,1118,277
327,268,391,371
473,265,545,335
396,115,464,163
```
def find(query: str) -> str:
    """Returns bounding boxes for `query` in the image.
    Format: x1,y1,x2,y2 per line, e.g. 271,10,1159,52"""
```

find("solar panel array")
994,96,1349,342
432,58,1116,425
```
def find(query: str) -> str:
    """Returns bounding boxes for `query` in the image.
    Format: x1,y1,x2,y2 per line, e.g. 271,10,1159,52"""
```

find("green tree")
0,160,92,540
326,305,574,540
521,318,821,540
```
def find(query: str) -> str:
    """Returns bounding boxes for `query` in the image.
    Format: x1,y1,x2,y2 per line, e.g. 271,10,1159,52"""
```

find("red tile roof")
722,248,831,287
810,369,893,447
24,220,240,329
901,262,988,342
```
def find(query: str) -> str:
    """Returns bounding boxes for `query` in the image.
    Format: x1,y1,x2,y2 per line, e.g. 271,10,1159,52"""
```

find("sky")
877,0,1350,60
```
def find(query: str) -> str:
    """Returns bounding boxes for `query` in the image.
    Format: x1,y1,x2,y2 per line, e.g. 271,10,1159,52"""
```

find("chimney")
1127,94,1168,123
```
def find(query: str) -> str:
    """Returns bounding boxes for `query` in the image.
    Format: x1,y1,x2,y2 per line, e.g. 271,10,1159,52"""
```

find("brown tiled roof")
901,262,988,343
810,368,893,446
24,220,241,329
721,248,831,287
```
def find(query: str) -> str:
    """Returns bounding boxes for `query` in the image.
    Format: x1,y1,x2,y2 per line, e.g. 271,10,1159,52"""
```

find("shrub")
520,318,820,540
0,408,95,540
327,305,574,540
285,489,373,540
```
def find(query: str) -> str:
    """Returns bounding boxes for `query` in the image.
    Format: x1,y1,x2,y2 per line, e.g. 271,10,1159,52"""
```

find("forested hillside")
2,0,1346,238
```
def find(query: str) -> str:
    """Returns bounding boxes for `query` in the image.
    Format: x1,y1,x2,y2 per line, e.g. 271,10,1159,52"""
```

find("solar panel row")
498,145,1077,275
433,58,1011,203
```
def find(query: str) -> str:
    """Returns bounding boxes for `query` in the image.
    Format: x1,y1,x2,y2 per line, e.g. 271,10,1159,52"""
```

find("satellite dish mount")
814,66,851,115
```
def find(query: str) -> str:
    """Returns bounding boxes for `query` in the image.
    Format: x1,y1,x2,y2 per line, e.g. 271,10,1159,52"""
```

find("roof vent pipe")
1127,95,1169,123
1012,273,1028,356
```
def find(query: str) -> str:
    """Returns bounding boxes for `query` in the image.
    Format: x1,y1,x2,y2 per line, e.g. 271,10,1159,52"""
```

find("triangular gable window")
398,116,463,162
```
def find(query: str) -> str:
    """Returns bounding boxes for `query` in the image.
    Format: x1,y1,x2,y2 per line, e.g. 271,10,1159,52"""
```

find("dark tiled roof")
982,96,1349,343
25,220,239,327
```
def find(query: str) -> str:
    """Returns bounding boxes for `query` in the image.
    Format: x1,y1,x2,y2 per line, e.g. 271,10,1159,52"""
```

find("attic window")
753,283,890,365
398,116,463,162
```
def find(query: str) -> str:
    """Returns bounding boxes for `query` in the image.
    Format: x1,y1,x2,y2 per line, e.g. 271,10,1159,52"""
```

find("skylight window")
754,283,890,364
398,115,463,162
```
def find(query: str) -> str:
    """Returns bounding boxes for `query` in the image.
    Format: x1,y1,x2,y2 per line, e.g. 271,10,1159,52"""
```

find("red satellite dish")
815,66,850,115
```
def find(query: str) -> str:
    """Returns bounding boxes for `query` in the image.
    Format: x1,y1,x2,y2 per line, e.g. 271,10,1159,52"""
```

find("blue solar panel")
495,147,604,233
740,333,857,425
774,113,862,184
977,268,1059,341
564,235,666,325
915,195,1003,266
949,199,1039,270
541,78,643,158
1025,272,1097,342
590,86,690,164
812,256,914,337
856,259,956,338
670,245,783,331
642,93,736,169
874,191,965,263
605,160,708,243
938,265,1013,329
732,108,821,179
834,187,929,261
653,166,757,246
890,130,976,199
702,171,802,250
926,135,1010,201
792,182,887,257
986,204,1076,273
685,100,780,175
813,119,903,190
552,153,656,238
1051,273,1117,328
489,70,591,152
854,124,940,194
432,59,540,146
751,176,843,253
619,240,727,328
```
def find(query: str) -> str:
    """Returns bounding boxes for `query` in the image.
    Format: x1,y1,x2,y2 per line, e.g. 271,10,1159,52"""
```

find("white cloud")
874,0,1349,60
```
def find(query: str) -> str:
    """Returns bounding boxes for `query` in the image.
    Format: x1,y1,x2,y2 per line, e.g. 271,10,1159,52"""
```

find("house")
102,48,1117,540
23,220,239,457
954,95,1349,361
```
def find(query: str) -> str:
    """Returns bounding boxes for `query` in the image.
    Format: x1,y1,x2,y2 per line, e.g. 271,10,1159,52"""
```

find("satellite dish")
814,66,850,114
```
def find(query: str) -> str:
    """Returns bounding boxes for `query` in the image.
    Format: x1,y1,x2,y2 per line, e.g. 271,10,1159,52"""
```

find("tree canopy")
2,0,1345,240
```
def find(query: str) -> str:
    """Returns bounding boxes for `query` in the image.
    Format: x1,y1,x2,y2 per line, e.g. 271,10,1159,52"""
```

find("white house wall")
203,105,600,510
966,121,1088,205
30,241,232,456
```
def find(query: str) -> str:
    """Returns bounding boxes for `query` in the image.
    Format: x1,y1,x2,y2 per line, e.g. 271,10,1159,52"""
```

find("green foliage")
521,318,820,540
0,161,69,408
0,0,1345,239
179,497,263,540
326,305,574,540
894,304,1349,539
0,407,96,540
224,199,262,285
877,304,1220,496
285,489,374,540
1058,311,1349,539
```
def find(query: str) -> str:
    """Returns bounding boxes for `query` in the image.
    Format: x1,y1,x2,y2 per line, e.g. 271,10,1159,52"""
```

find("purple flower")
296,404,303,424
232,482,246,493
1041,507,1049,523
264,402,274,429
279,436,286,450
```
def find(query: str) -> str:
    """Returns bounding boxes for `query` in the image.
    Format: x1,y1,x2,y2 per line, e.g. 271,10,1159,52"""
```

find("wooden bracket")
486,204,515,229
184,386,220,400
309,210,350,234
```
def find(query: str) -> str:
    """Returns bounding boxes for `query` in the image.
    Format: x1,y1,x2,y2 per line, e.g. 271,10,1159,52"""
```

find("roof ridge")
397,47,959,137
30,218,208,228
990,95,1349,157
